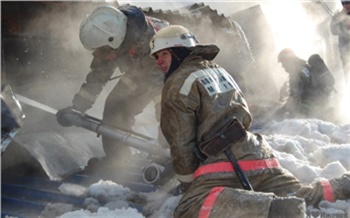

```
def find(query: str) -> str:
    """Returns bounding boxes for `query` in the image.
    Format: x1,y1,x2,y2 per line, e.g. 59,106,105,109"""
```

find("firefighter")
330,0,350,84
149,24,306,217
150,25,350,217
56,5,169,167
275,48,335,121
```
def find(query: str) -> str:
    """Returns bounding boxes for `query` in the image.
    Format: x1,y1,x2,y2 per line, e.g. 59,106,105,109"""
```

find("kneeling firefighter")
149,25,350,217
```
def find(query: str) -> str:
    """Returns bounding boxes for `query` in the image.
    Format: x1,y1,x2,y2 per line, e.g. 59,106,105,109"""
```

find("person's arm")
160,80,200,185
73,49,118,112
295,174,350,207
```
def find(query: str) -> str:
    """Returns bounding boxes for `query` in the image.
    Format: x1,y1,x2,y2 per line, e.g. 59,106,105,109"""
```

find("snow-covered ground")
37,104,350,217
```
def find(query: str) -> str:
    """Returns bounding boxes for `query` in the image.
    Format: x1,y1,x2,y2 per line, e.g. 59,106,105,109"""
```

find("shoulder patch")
179,67,241,96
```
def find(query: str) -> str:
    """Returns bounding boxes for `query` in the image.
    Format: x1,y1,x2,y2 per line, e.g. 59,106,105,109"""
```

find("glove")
170,182,191,196
295,185,323,208
295,180,335,208
56,106,75,127
72,94,93,112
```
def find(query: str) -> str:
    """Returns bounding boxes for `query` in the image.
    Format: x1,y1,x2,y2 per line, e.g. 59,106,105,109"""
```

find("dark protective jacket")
306,54,335,102
160,44,303,217
278,55,335,119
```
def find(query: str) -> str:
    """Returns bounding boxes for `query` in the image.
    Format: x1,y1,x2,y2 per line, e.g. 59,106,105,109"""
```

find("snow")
60,207,144,218
39,114,349,217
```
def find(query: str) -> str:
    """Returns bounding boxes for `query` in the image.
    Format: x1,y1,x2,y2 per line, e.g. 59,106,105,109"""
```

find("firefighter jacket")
161,44,303,217
160,44,295,181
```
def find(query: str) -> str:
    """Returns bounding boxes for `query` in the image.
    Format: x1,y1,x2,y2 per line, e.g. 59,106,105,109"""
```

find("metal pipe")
65,110,171,158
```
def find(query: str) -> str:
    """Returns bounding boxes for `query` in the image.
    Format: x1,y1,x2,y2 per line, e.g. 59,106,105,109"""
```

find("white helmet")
149,25,197,57
80,5,127,50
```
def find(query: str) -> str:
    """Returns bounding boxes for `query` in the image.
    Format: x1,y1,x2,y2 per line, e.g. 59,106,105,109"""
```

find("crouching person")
150,25,350,217
149,25,306,217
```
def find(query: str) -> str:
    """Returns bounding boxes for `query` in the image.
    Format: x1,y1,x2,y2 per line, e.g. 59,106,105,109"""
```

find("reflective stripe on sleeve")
320,180,335,202
199,187,225,218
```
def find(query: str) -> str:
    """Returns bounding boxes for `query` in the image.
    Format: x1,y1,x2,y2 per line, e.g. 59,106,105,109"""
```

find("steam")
23,3,95,51
337,84,350,124
3,0,346,161
80,1,346,122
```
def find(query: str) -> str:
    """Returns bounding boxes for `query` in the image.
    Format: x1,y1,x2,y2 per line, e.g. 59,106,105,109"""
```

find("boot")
268,196,306,218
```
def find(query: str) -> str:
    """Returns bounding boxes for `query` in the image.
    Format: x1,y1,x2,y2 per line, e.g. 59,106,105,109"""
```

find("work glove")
170,182,191,196
295,179,336,208
56,106,75,127
295,184,324,208
296,174,350,208
72,93,93,112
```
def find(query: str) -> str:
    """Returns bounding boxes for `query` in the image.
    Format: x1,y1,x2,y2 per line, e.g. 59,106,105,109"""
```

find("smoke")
3,0,348,181
1,2,109,176
189,1,345,123
3,3,96,108
3,1,343,122
9,0,343,129
23,3,84,51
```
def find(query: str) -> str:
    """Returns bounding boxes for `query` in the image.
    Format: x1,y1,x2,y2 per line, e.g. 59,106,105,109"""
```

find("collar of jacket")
164,44,220,82
188,44,220,61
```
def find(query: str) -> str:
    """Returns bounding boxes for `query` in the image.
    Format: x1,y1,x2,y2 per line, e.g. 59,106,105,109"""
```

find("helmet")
277,48,296,63
79,5,127,50
149,25,197,57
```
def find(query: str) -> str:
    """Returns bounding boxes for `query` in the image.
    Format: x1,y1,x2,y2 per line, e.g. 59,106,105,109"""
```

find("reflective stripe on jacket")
194,158,280,179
